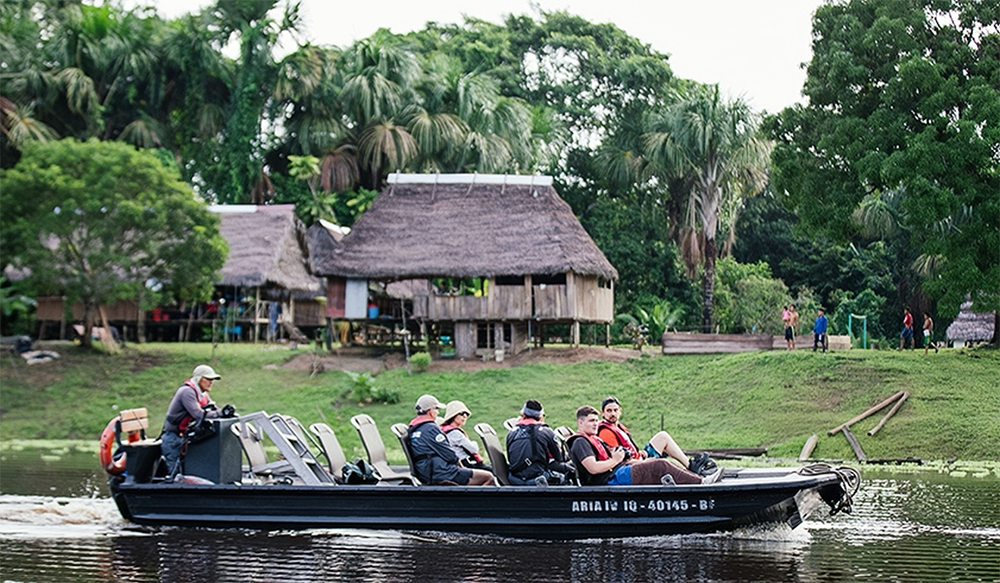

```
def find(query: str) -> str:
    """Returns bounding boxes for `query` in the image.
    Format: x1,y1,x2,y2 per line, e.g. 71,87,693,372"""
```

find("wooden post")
98,305,119,354
798,434,819,462
868,391,909,436
843,426,867,462
827,390,906,435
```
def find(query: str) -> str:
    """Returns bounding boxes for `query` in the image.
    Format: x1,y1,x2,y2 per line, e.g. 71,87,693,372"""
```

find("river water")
1,445,997,582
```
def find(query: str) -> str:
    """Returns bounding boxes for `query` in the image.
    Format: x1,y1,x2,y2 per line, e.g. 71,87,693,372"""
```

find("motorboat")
101,410,859,539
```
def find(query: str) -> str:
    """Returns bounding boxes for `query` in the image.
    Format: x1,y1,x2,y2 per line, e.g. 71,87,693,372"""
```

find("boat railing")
236,411,335,486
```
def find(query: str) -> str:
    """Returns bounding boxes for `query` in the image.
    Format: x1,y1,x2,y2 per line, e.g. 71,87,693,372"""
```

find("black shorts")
784,327,794,340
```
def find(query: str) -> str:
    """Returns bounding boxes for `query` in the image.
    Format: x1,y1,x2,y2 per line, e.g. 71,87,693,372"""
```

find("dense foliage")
0,139,227,345
768,0,1000,325
3,0,994,342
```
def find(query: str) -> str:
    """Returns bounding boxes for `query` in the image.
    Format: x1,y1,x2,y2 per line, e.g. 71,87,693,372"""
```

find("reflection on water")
1,447,998,582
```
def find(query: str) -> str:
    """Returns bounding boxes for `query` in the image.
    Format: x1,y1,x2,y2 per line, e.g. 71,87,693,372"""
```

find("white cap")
415,394,444,414
192,365,221,382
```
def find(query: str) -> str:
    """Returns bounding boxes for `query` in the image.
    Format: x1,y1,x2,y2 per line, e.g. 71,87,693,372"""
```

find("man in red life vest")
598,396,712,475
569,405,719,486
160,365,235,478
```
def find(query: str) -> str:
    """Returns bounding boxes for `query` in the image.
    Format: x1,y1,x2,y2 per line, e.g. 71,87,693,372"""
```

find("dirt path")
280,346,646,374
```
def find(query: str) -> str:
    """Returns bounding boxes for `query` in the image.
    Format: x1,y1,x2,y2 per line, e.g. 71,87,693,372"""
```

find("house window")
431,277,489,296
495,275,523,286
531,273,566,286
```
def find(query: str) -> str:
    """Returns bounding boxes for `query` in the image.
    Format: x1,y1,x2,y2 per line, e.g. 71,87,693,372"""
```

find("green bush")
347,371,376,402
409,352,431,372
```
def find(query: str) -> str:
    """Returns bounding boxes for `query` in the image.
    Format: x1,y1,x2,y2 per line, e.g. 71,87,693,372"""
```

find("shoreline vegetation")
1,342,997,467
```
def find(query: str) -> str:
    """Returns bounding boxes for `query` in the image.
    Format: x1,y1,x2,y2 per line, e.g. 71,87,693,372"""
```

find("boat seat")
473,423,512,486
309,422,348,484
389,423,424,486
553,426,575,458
350,414,418,485
230,421,294,483
503,417,518,431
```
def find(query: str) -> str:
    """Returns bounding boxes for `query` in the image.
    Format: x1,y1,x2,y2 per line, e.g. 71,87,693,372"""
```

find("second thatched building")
310,173,618,358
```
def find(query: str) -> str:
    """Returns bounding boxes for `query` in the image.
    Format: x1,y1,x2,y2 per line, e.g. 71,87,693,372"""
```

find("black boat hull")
109,471,845,539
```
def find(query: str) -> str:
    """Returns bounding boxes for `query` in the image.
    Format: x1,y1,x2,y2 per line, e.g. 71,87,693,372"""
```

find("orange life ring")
99,417,127,475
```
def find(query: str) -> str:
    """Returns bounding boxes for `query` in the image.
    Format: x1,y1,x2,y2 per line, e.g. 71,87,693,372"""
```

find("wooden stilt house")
310,174,618,359
212,205,323,341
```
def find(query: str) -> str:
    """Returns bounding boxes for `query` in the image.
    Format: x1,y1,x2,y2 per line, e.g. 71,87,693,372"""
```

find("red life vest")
598,421,640,456
571,432,611,461
177,380,210,432
440,424,484,462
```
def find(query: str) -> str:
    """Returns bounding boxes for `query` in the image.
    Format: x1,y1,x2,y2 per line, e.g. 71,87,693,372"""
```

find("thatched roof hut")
311,174,617,281
946,299,996,344
310,174,617,358
212,205,321,297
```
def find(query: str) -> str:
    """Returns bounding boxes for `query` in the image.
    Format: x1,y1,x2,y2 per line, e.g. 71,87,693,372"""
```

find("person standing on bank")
923,313,938,354
899,306,914,350
407,394,493,486
160,365,235,478
439,400,492,472
813,308,829,353
786,305,800,350
506,399,575,485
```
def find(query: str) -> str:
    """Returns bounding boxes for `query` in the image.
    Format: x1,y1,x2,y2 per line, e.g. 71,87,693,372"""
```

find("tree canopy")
0,138,227,346
768,0,1000,319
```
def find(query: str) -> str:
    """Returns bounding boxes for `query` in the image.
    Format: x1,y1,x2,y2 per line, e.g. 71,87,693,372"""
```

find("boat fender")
99,417,128,475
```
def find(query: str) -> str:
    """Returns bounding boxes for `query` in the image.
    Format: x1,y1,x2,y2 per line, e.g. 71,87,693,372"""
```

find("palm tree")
643,85,773,332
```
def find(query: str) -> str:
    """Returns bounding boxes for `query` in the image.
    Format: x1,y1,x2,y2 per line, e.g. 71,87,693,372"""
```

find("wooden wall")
412,273,613,323
664,332,853,354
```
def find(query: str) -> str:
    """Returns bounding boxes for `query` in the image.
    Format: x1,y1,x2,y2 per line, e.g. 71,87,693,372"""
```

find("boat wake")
0,494,136,539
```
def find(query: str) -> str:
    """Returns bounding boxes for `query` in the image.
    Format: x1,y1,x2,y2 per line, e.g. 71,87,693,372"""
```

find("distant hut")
310,173,618,359
945,298,996,347
213,205,323,341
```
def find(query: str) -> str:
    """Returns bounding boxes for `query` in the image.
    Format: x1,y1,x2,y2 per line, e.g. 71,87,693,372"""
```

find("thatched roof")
311,174,618,281
305,219,347,274
946,299,996,342
211,205,321,294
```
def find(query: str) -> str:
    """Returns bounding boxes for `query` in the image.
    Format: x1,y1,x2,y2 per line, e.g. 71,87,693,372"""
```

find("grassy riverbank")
1,342,997,464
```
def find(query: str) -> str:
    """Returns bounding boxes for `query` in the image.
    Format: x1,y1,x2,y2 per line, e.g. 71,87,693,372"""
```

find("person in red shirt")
899,306,914,350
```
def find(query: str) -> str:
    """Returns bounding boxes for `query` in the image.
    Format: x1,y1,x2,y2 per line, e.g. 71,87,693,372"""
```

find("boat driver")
406,394,493,486
598,396,716,476
160,364,236,478
569,406,720,486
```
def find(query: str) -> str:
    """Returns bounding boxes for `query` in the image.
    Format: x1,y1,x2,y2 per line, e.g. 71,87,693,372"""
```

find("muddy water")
1,446,997,582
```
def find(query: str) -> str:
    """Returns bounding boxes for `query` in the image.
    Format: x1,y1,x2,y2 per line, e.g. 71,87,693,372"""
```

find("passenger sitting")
439,400,492,472
506,399,576,486
598,396,716,476
406,394,493,486
569,406,720,486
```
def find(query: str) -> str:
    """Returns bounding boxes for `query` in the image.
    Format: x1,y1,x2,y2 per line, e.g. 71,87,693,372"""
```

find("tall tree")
768,0,1000,331
0,139,227,347
643,85,773,332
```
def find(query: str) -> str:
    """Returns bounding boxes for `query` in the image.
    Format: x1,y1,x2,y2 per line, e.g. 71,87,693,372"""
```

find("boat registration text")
572,499,716,513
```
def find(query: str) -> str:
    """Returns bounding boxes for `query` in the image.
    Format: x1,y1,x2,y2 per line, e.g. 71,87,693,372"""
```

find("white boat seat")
350,414,418,485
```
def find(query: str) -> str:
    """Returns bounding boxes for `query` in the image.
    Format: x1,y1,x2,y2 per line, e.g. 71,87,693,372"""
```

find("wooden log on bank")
690,447,767,459
798,434,819,462
842,426,867,462
868,391,909,436
827,390,906,436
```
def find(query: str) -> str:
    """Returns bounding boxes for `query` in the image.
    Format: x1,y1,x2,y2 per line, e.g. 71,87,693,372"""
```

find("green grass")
1,342,997,465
